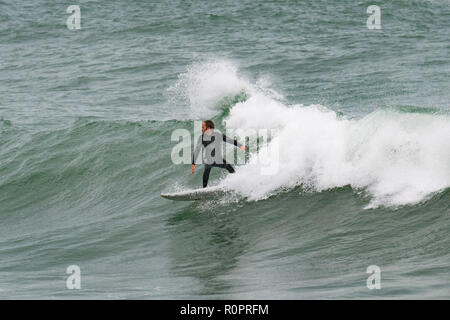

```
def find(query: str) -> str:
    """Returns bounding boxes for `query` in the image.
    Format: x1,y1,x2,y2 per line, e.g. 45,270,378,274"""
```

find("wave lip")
168,59,253,118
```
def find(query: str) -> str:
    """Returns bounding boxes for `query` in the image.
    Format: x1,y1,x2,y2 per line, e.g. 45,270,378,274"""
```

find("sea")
0,0,449,299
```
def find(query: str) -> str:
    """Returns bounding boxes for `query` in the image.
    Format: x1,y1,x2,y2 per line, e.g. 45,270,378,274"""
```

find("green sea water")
0,0,449,299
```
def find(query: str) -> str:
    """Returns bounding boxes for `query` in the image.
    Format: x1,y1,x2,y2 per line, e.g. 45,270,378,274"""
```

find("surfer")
192,120,246,187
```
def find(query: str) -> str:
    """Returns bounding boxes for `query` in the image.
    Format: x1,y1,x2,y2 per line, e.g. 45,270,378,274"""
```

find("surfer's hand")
240,145,246,151
191,164,196,174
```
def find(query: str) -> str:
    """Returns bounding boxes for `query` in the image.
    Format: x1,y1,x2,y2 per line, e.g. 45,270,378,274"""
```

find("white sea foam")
182,60,450,208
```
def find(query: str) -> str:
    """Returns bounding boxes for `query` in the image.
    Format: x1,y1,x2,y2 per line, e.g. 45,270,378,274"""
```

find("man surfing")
192,120,246,187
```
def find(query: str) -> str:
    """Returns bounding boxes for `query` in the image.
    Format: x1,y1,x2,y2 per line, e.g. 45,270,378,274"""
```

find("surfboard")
161,186,229,201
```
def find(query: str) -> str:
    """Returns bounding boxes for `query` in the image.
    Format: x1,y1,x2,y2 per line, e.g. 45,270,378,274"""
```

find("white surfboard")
161,186,229,201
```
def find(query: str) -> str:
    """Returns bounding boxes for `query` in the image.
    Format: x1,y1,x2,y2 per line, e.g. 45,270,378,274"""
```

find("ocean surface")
0,0,449,299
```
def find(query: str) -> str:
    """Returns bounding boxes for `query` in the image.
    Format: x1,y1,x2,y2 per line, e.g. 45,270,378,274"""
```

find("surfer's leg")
224,163,235,173
203,165,212,188
217,159,235,173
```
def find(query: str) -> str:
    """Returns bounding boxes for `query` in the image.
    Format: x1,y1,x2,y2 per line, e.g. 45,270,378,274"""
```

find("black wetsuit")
192,131,242,187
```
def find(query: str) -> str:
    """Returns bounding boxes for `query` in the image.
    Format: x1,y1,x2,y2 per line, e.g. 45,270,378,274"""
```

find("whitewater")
172,60,450,208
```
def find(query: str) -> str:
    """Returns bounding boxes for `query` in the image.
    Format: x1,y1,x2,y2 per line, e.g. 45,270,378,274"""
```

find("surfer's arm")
223,134,246,151
192,135,202,165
